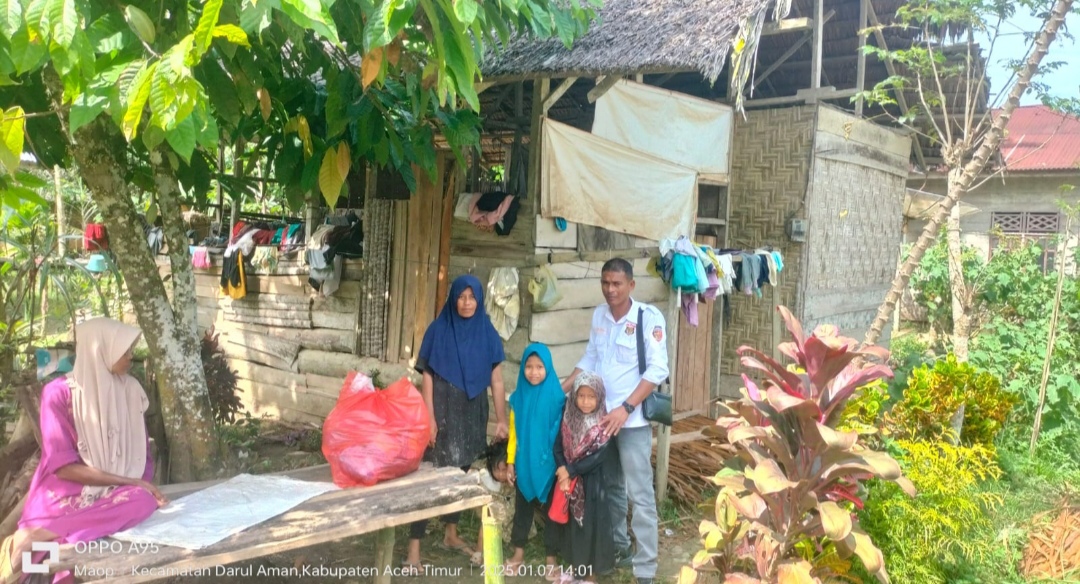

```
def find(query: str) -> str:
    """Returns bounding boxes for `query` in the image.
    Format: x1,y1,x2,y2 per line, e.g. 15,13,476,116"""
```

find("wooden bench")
49,464,491,584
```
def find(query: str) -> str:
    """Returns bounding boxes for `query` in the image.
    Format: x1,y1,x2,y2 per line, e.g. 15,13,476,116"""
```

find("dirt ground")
151,422,703,584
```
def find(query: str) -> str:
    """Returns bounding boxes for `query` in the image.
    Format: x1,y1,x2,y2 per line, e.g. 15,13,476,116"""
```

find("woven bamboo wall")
800,106,909,340
721,105,816,377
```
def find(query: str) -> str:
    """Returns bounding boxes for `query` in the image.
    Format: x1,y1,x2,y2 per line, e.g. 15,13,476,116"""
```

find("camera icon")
22,541,60,574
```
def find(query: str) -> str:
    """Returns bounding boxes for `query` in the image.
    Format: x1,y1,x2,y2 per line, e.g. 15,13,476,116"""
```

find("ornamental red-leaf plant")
681,306,916,584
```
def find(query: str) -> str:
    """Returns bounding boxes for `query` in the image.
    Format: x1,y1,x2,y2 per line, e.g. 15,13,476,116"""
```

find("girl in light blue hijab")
504,343,565,577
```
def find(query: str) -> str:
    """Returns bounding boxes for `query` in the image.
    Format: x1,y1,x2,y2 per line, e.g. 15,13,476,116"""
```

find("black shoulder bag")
636,307,673,426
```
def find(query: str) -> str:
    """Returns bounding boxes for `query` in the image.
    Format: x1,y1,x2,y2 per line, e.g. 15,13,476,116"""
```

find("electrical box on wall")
786,218,807,242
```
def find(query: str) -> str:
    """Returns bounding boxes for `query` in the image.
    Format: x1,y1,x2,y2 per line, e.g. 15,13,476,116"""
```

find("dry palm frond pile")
652,415,736,507
1022,498,1080,581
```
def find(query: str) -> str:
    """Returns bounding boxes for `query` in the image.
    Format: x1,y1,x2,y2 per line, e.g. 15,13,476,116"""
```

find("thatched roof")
482,0,776,82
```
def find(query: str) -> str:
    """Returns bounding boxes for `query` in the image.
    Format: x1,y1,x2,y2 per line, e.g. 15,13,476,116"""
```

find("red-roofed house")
907,105,1080,272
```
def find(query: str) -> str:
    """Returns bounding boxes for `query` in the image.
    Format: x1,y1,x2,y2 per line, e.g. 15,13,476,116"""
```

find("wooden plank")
221,342,297,372
386,201,409,362
546,276,668,311
421,156,445,344
311,295,359,314
855,0,868,116
548,342,588,377
811,0,823,89
296,349,418,383
222,306,309,320
222,330,302,363
527,78,548,201
762,16,813,35
227,293,311,307
311,309,358,331
546,257,652,280
227,359,340,400
436,158,457,317
530,307,595,345
535,215,577,249
213,320,355,352
235,379,337,419
543,77,578,113
224,314,311,329
587,75,621,103
60,472,491,582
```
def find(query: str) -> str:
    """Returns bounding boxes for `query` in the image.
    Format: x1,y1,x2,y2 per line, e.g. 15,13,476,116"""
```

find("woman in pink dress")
1,318,168,584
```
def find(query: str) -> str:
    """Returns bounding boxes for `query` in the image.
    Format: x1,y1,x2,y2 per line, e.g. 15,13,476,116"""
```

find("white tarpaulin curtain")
541,119,698,242
592,80,733,175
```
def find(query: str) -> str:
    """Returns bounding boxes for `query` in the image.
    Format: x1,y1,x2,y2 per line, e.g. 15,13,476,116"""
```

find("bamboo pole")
655,288,679,501
1030,212,1073,453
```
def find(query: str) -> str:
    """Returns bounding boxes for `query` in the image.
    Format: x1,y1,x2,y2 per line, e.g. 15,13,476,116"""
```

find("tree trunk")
946,184,970,443
946,189,971,362
863,0,1075,347
46,77,220,482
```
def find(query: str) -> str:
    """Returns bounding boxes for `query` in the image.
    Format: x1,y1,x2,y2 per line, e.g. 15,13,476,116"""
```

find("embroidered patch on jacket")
652,326,664,342
624,323,636,336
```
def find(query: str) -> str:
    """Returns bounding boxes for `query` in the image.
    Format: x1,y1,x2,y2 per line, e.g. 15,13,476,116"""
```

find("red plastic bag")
322,372,431,487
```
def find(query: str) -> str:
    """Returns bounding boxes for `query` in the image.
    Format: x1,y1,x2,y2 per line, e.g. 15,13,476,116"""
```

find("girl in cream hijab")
2,318,167,584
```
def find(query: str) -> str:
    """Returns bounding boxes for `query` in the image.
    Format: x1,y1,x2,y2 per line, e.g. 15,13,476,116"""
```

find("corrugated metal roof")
996,105,1080,172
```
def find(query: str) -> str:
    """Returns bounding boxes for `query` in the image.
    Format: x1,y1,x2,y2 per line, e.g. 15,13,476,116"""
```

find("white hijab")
69,318,148,505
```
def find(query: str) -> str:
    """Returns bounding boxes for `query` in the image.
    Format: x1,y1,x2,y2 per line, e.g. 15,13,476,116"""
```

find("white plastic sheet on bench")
112,474,338,550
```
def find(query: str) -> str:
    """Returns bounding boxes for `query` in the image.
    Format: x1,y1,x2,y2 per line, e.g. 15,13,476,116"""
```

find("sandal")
503,559,523,576
399,559,423,577
436,540,477,559
1,536,21,584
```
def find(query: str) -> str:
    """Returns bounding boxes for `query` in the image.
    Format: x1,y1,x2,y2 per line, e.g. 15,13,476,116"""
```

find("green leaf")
324,72,352,138
0,0,21,38
238,0,275,34
0,106,25,175
193,0,225,58
24,0,49,41
199,58,242,128
10,26,47,74
363,0,393,49
452,0,478,24
47,0,78,48
165,115,197,163
279,0,340,45
194,108,218,151
69,91,108,134
211,24,250,47
300,148,321,192
86,11,134,53
121,60,155,140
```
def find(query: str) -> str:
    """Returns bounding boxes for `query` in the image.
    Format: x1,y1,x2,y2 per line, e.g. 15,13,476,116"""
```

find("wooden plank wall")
182,253,414,425
385,156,452,364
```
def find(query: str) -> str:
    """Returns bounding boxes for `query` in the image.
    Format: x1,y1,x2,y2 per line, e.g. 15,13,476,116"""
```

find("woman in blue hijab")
504,343,566,575
403,274,508,572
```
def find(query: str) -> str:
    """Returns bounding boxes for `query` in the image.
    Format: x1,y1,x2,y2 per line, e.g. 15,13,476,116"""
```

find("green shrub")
859,439,1003,584
887,355,1017,445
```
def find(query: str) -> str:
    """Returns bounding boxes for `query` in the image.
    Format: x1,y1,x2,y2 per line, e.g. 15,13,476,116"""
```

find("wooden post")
53,165,64,257
655,288,679,502
811,0,824,89
772,277,782,362
216,148,226,224
855,0,868,116
373,526,395,584
526,79,550,202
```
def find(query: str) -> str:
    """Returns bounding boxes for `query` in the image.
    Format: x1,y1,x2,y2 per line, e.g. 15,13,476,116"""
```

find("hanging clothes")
251,246,279,272
485,267,520,341
84,224,109,252
716,254,735,295
146,227,164,256
220,251,247,299
191,247,211,269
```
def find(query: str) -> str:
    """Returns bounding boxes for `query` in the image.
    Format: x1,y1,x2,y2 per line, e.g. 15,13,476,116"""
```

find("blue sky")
981,8,1080,106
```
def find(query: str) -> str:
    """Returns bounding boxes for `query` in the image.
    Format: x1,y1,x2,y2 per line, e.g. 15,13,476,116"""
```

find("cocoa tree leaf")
165,115,196,163
257,87,271,121
48,0,78,49
361,46,384,89
335,142,350,180
210,24,250,48
677,567,699,584
318,147,343,208
0,0,21,38
0,106,25,175
193,0,223,57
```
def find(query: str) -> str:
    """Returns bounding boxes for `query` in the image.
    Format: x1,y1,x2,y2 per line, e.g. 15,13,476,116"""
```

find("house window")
989,212,1060,272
